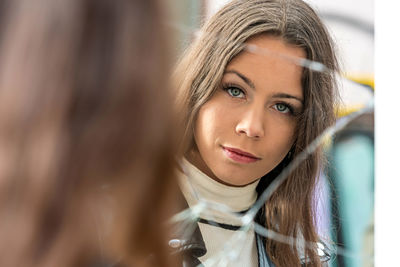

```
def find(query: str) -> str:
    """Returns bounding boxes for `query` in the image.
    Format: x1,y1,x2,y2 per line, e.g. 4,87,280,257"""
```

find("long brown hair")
174,0,338,266
0,0,177,266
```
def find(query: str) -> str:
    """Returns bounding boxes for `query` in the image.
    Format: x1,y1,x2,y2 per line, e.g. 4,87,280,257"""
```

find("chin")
230,179,259,187
217,172,259,187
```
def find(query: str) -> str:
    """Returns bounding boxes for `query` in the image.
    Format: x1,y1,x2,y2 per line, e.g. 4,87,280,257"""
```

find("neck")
179,158,260,214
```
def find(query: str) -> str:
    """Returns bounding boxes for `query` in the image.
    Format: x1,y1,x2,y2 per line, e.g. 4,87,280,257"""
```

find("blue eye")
274,103,291,114
226,87,244,98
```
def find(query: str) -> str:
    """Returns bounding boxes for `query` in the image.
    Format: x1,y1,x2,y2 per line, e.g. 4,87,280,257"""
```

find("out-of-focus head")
0,0,177,266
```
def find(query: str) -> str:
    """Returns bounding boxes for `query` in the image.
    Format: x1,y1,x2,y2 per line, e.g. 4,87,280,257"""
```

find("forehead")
225,35,305,96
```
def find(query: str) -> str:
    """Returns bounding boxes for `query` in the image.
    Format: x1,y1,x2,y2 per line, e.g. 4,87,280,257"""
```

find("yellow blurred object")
336,104,367,118
346,73,375,90
335,74,374,118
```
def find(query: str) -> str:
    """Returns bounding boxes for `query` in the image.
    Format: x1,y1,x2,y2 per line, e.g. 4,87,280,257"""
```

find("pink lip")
222,146,261,163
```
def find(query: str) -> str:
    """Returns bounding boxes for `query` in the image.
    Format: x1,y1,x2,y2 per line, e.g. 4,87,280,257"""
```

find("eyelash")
272,102,295,115
222,84,246,98
222,83,298,116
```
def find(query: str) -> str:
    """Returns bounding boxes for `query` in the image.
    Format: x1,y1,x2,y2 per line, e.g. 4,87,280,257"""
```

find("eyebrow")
224,69,303,103
271,93,303,104
225,70,255,89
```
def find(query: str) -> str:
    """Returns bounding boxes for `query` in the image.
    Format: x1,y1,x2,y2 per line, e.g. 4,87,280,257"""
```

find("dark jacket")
168,196,275,267
169,199,331,267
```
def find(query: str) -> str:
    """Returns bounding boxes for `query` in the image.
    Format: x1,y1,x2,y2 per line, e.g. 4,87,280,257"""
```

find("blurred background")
171,1,374,266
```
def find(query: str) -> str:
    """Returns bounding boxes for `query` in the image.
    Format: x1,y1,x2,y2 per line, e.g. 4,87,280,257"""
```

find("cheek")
263,119,296,161
194,105,217,153
195,106,213,143
277,125,295,152
269,114,296,142
276,124,295,148
195,101,233,145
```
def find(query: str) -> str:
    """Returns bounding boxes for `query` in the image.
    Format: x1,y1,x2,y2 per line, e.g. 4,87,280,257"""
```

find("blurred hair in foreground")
0,0,178,266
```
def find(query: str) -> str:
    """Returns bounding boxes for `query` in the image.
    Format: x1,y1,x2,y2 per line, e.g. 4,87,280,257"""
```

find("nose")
235,108,265,139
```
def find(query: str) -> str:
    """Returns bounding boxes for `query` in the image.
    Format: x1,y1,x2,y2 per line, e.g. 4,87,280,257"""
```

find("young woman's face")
189,35,305,186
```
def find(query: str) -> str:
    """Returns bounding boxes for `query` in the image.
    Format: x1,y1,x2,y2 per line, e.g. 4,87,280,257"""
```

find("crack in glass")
169,11,374,266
